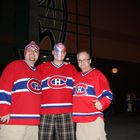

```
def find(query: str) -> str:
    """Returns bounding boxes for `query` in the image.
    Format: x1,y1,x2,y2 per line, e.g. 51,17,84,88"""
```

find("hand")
0,114,10,124
92,100,103,110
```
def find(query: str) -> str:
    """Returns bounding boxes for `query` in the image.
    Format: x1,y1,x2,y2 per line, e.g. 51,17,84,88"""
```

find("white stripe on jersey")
14,78,30,84
10,114,40,117
41,103,72,107
0,90,11,95
11,89,29,94
73,111,102,116
0,101,11,105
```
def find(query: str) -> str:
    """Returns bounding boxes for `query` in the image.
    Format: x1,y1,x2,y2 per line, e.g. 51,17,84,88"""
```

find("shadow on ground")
105,112,140,140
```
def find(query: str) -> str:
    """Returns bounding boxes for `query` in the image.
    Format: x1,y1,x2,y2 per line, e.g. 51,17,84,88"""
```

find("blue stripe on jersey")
42,77,74,89
12,80,28,92
12,78,41,94
73,85,96,96
86,86,95,96
97,90,112,101
73,112,103,116
0,91,11,103
42,80,47,89
66,79,74,88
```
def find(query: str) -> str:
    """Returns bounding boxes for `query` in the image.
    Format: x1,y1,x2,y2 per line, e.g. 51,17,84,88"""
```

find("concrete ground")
105,112,140,140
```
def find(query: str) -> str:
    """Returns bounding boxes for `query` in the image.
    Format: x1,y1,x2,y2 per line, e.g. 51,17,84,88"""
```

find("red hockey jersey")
0,60,42,125
72,68,112,122
38,61,77,114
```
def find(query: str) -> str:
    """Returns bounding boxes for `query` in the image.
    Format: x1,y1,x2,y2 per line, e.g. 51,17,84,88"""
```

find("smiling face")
24,41,39,66
77,51,91,72
24,47,39,63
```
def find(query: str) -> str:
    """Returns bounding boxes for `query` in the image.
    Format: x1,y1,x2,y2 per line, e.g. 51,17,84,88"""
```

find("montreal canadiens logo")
75,83,88,96
27,78,41,94
48,75,67,89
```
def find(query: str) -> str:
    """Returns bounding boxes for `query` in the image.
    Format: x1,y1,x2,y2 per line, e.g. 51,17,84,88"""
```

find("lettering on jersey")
27,78,41,94
48,75,67,89
75,83,88,96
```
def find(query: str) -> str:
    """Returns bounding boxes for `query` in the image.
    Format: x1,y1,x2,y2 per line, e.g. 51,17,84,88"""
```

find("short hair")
77,51,91,59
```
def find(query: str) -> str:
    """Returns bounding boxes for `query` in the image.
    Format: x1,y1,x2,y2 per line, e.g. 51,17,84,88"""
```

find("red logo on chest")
48,75,67,89
27,78,41,94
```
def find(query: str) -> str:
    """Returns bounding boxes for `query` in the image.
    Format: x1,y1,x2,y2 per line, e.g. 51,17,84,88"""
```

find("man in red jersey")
38,43,77,140
72,51,112,140
0,41,41,140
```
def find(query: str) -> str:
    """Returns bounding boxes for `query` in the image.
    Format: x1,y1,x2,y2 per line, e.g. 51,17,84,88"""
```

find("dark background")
0,0,140,113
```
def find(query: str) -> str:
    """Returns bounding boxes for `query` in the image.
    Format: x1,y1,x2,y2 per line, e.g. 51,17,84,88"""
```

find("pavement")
105,112,140,140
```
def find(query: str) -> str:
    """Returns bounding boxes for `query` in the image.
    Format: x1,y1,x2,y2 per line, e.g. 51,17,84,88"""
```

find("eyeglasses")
77,58,90,63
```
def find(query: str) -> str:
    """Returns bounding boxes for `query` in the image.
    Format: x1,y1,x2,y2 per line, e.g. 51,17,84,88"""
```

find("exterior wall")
0,0,29,64
92,0,140,63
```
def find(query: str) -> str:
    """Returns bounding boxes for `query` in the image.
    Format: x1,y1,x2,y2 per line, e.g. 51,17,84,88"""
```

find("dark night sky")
92,0,140,63
0,0,140,64
0,0,140,112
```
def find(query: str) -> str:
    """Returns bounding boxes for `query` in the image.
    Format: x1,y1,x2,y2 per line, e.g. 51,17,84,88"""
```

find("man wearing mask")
38,43,77,140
